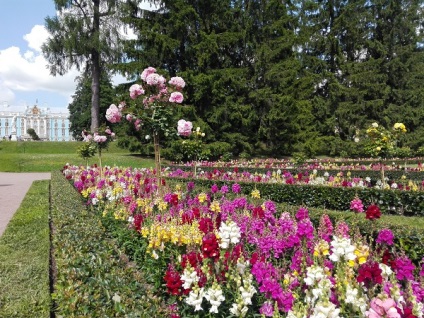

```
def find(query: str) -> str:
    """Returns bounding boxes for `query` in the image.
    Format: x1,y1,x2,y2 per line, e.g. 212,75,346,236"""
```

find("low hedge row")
168,164,424,182
167,177,424,217
50,171,167,317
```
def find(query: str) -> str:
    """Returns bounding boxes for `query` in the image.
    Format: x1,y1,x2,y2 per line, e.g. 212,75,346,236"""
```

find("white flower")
379,263,393,278
345,284,358,304
236,258,249,275
204,285,225,313
304,265,326,286
329,237,356,262
218,220,241,249
391,183,398,189
128,216,134,224
181,267,199,289
311,301,340,318
112,293,121,303
151,250,159,259
92,197,99,205
185,288,205,311
372,122,379,128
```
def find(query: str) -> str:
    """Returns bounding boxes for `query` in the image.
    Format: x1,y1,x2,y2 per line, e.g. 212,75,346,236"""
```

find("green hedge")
167,177,424,217
50,171,167,317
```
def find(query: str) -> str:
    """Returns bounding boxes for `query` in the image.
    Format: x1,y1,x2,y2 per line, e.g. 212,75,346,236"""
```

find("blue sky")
0,0,73,112
0,1,155,114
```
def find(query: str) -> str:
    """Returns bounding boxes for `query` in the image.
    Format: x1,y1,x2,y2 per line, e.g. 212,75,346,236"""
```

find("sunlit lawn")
0,141,155,172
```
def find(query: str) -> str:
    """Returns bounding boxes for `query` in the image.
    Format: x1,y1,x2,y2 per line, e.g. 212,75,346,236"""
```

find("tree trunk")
154,132,162,193
90,0,101,132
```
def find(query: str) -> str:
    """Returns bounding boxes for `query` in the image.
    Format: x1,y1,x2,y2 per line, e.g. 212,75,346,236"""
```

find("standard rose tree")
105,67,186,192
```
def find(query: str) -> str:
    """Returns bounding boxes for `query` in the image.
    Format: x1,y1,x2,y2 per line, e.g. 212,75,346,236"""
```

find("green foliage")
76,142,97,165
50,171,166,317
26,128,40,141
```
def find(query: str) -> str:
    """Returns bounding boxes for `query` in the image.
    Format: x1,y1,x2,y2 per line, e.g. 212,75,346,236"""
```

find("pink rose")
168,76,185,89
177,119,192,137
129,84,144,99
169,92,184,103
105,104,122,123
140,66,157,81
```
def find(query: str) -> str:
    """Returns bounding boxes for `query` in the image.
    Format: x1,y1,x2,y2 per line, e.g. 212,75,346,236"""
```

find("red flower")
366,204,381,220
202,232,220,259
164,264,185,295
170,193,179,206
357,261,383,288
198,217,214,234
252,206,265,218
181,251,202,269
133,214,143,232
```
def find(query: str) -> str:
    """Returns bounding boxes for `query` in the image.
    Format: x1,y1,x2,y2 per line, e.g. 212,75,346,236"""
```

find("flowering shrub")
63,164,424,318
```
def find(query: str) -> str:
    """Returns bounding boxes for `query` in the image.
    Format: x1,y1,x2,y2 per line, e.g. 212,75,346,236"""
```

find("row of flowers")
171,159,424,173
167,167,424,192
63,164,424,318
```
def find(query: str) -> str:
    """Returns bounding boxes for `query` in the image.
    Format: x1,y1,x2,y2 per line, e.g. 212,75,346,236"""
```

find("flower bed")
62,164,424,318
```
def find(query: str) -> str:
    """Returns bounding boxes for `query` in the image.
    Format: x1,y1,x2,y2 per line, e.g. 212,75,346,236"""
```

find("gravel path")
0,172,51,237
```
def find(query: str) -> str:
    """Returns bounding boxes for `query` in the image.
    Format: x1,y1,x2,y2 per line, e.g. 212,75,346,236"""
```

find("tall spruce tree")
42,0,131,132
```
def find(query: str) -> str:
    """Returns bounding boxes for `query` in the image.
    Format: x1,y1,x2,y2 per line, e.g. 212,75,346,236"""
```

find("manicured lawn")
0,141,155,172
0,181,50,318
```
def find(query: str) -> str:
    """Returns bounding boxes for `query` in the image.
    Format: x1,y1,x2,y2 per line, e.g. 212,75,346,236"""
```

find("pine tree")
42,0,131,132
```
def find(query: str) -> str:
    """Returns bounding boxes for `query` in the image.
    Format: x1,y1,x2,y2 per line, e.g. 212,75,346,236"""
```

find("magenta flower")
129,84,144,100
394,256,415,281
177,119,193,137
350,196,364,213
259,302,274,317
169,91,184,103
105,104,122,123
232,183,241,194
376,228,394,246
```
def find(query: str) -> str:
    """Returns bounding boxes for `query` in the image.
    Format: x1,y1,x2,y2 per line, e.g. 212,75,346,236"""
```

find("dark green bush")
50,171,166,317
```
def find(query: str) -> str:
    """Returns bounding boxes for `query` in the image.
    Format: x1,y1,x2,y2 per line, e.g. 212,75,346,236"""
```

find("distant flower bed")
167,167,424,192
63,164,424,318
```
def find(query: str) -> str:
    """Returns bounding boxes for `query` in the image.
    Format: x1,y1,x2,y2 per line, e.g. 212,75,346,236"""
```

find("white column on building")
44,118,47,137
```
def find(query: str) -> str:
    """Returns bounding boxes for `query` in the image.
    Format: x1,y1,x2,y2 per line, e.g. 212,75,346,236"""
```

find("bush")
27,128,40,141
50,171,166,316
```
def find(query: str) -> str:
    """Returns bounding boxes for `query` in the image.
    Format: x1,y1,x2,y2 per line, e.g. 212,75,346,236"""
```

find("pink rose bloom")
134,118,142,131
168,76,185,89
129,84,144,99
146,73,166,86
93,135,107,143
367,298,400,318
118,101,126,110
126,114,134,122
105,104,122,123
169,91,184,103
140,67,157,81
83,133,93,142
105,128,112,135
177,119,192,137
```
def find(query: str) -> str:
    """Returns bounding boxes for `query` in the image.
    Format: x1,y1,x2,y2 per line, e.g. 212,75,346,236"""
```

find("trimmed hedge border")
167,176,424,217
50,171,167,317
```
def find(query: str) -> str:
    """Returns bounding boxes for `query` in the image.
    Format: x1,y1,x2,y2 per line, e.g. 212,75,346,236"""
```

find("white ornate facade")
0,104,72,141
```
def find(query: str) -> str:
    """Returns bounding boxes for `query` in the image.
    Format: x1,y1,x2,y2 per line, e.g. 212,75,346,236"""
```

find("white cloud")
0,25,78,107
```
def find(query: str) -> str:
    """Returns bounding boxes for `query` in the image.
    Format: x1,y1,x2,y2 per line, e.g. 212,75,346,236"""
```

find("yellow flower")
251,188,260,199
314,240,330,257
198,192,207,203
354,244,370,264
210,200,221,213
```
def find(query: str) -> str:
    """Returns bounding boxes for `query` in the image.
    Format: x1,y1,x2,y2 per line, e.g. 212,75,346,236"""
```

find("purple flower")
376,228,394,246
295,207,309,220
232,183,241,194
394,256,415,281
211,184,219,193
220,185,229,194
259,302,274,317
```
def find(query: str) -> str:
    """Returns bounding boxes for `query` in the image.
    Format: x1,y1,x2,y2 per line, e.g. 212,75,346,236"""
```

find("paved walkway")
0,172,51,237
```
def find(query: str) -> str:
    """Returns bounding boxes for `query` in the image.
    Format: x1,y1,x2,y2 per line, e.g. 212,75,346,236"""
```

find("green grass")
0,141,156,172
0,181,51,318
